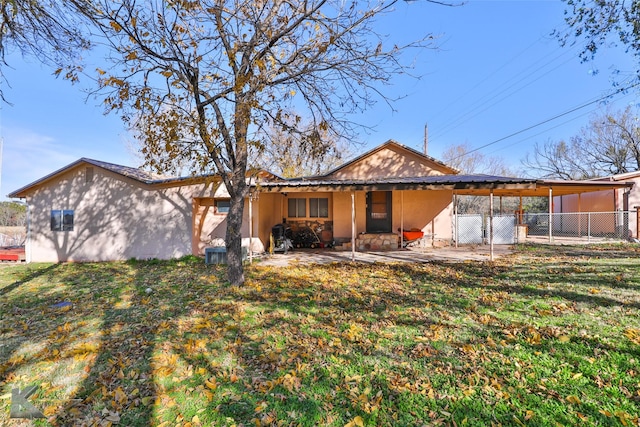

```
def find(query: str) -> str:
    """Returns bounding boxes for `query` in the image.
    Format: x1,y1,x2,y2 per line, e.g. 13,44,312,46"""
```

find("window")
51,210,74,231
309,198,329,218
215,199,230,214
287,198,306,218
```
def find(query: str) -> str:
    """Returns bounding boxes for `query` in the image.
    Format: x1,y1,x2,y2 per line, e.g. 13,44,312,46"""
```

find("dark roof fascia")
256,174,538,192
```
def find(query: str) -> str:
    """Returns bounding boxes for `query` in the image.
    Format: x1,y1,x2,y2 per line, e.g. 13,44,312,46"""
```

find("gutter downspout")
26,201,31,263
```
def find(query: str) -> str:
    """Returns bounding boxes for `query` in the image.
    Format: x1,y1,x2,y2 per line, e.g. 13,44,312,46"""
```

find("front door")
366,191,392,233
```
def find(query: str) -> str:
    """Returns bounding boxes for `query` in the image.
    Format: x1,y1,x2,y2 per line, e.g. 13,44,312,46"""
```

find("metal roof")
257,174,634,197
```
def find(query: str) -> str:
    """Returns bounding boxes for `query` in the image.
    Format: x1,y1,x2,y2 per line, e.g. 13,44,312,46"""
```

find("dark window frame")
215,199,231,214
309,197,329,218
51,209,74,231
287,198,306,218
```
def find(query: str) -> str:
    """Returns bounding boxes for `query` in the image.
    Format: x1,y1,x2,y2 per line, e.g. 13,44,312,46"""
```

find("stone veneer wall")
356,233,399,251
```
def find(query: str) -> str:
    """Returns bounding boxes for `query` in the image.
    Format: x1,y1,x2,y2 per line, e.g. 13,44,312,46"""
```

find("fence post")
636,206,640,240
587,212,591,243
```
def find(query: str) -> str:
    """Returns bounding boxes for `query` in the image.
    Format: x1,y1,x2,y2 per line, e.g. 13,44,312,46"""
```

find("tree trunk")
225,180,247,286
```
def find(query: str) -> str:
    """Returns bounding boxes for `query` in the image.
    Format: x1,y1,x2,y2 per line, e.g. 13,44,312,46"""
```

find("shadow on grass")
2,244,639,426
0,264,60,297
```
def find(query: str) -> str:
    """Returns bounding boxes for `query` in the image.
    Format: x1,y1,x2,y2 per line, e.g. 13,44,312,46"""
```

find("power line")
449,81,640,161
429,20,578,144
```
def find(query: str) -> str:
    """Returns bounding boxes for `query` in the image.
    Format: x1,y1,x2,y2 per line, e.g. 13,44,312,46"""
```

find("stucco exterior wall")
26,165,209,262
553,191,615,213
320,190,453,244
193,194,265,255
394,190,453,241
326,145,452,180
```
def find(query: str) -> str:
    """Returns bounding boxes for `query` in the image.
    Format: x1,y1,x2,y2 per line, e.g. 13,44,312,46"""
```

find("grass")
1,244,640,426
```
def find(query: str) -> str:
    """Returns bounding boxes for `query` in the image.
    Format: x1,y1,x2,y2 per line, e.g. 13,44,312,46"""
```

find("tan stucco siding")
26,166,205,262
554,191,615,213
393,190,453,240
193,192,266,255
329,190,453,242
256,193,283,249
326,146,450,180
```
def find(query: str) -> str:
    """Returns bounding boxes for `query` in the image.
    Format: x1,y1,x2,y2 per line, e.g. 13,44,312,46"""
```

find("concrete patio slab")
252,245,513,267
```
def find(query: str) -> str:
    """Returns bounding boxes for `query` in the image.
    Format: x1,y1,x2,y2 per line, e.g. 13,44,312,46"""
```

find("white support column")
490,190,494,262
351,191,356,262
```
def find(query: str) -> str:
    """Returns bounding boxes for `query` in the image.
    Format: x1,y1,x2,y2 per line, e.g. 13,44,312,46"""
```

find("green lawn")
1,244,640,426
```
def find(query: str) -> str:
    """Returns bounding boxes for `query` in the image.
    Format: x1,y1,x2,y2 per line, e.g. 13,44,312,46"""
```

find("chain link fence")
454,211,636,245
523,211,636,241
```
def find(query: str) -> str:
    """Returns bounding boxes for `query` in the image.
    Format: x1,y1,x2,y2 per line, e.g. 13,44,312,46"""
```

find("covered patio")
252,175,634,262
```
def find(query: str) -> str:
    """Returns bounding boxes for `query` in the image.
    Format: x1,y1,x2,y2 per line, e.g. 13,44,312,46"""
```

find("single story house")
8,140,634,263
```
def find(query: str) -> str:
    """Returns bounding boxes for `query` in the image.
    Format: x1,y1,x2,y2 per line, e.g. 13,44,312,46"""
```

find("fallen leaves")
1,249,640,425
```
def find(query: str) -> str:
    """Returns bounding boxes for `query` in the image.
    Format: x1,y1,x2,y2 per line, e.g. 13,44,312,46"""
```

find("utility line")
430,21,577,143
449,81,640,161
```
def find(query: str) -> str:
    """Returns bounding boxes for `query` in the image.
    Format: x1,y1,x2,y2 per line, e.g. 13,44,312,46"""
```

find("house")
9,140,635,263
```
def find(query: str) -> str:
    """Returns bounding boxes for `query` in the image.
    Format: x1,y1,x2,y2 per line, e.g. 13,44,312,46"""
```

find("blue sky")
1,0,637,200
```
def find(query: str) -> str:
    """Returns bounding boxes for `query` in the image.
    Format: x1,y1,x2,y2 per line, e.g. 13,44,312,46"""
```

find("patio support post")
454,193,458,248
548,187,553,242
578,193,582,237
401,191,404,248
351,191,356,262
519,196,523,224
490,190,494,262
249,193,253,263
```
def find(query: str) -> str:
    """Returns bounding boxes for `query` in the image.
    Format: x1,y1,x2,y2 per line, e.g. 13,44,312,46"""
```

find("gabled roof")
316,139,458,178
8,158,180,198
8,158,280,199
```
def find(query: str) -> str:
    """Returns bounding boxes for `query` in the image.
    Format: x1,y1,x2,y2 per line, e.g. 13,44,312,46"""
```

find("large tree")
0,0,90,100
523,107,640,179
559,0,640,68
57,0,440,285
252,115,353,178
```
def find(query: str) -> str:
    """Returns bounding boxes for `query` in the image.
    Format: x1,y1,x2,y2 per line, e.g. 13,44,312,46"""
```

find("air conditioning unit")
205,247,248,264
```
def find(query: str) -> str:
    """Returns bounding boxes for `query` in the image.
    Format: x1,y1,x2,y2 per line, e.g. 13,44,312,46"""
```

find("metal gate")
454,214,516,245
454,214,483,244
488,215,516,244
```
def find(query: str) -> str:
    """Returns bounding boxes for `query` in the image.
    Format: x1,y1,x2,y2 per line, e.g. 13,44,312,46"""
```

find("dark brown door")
366,191,392,233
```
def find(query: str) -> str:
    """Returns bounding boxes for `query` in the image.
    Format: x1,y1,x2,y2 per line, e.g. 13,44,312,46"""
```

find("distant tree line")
0,201,26,227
